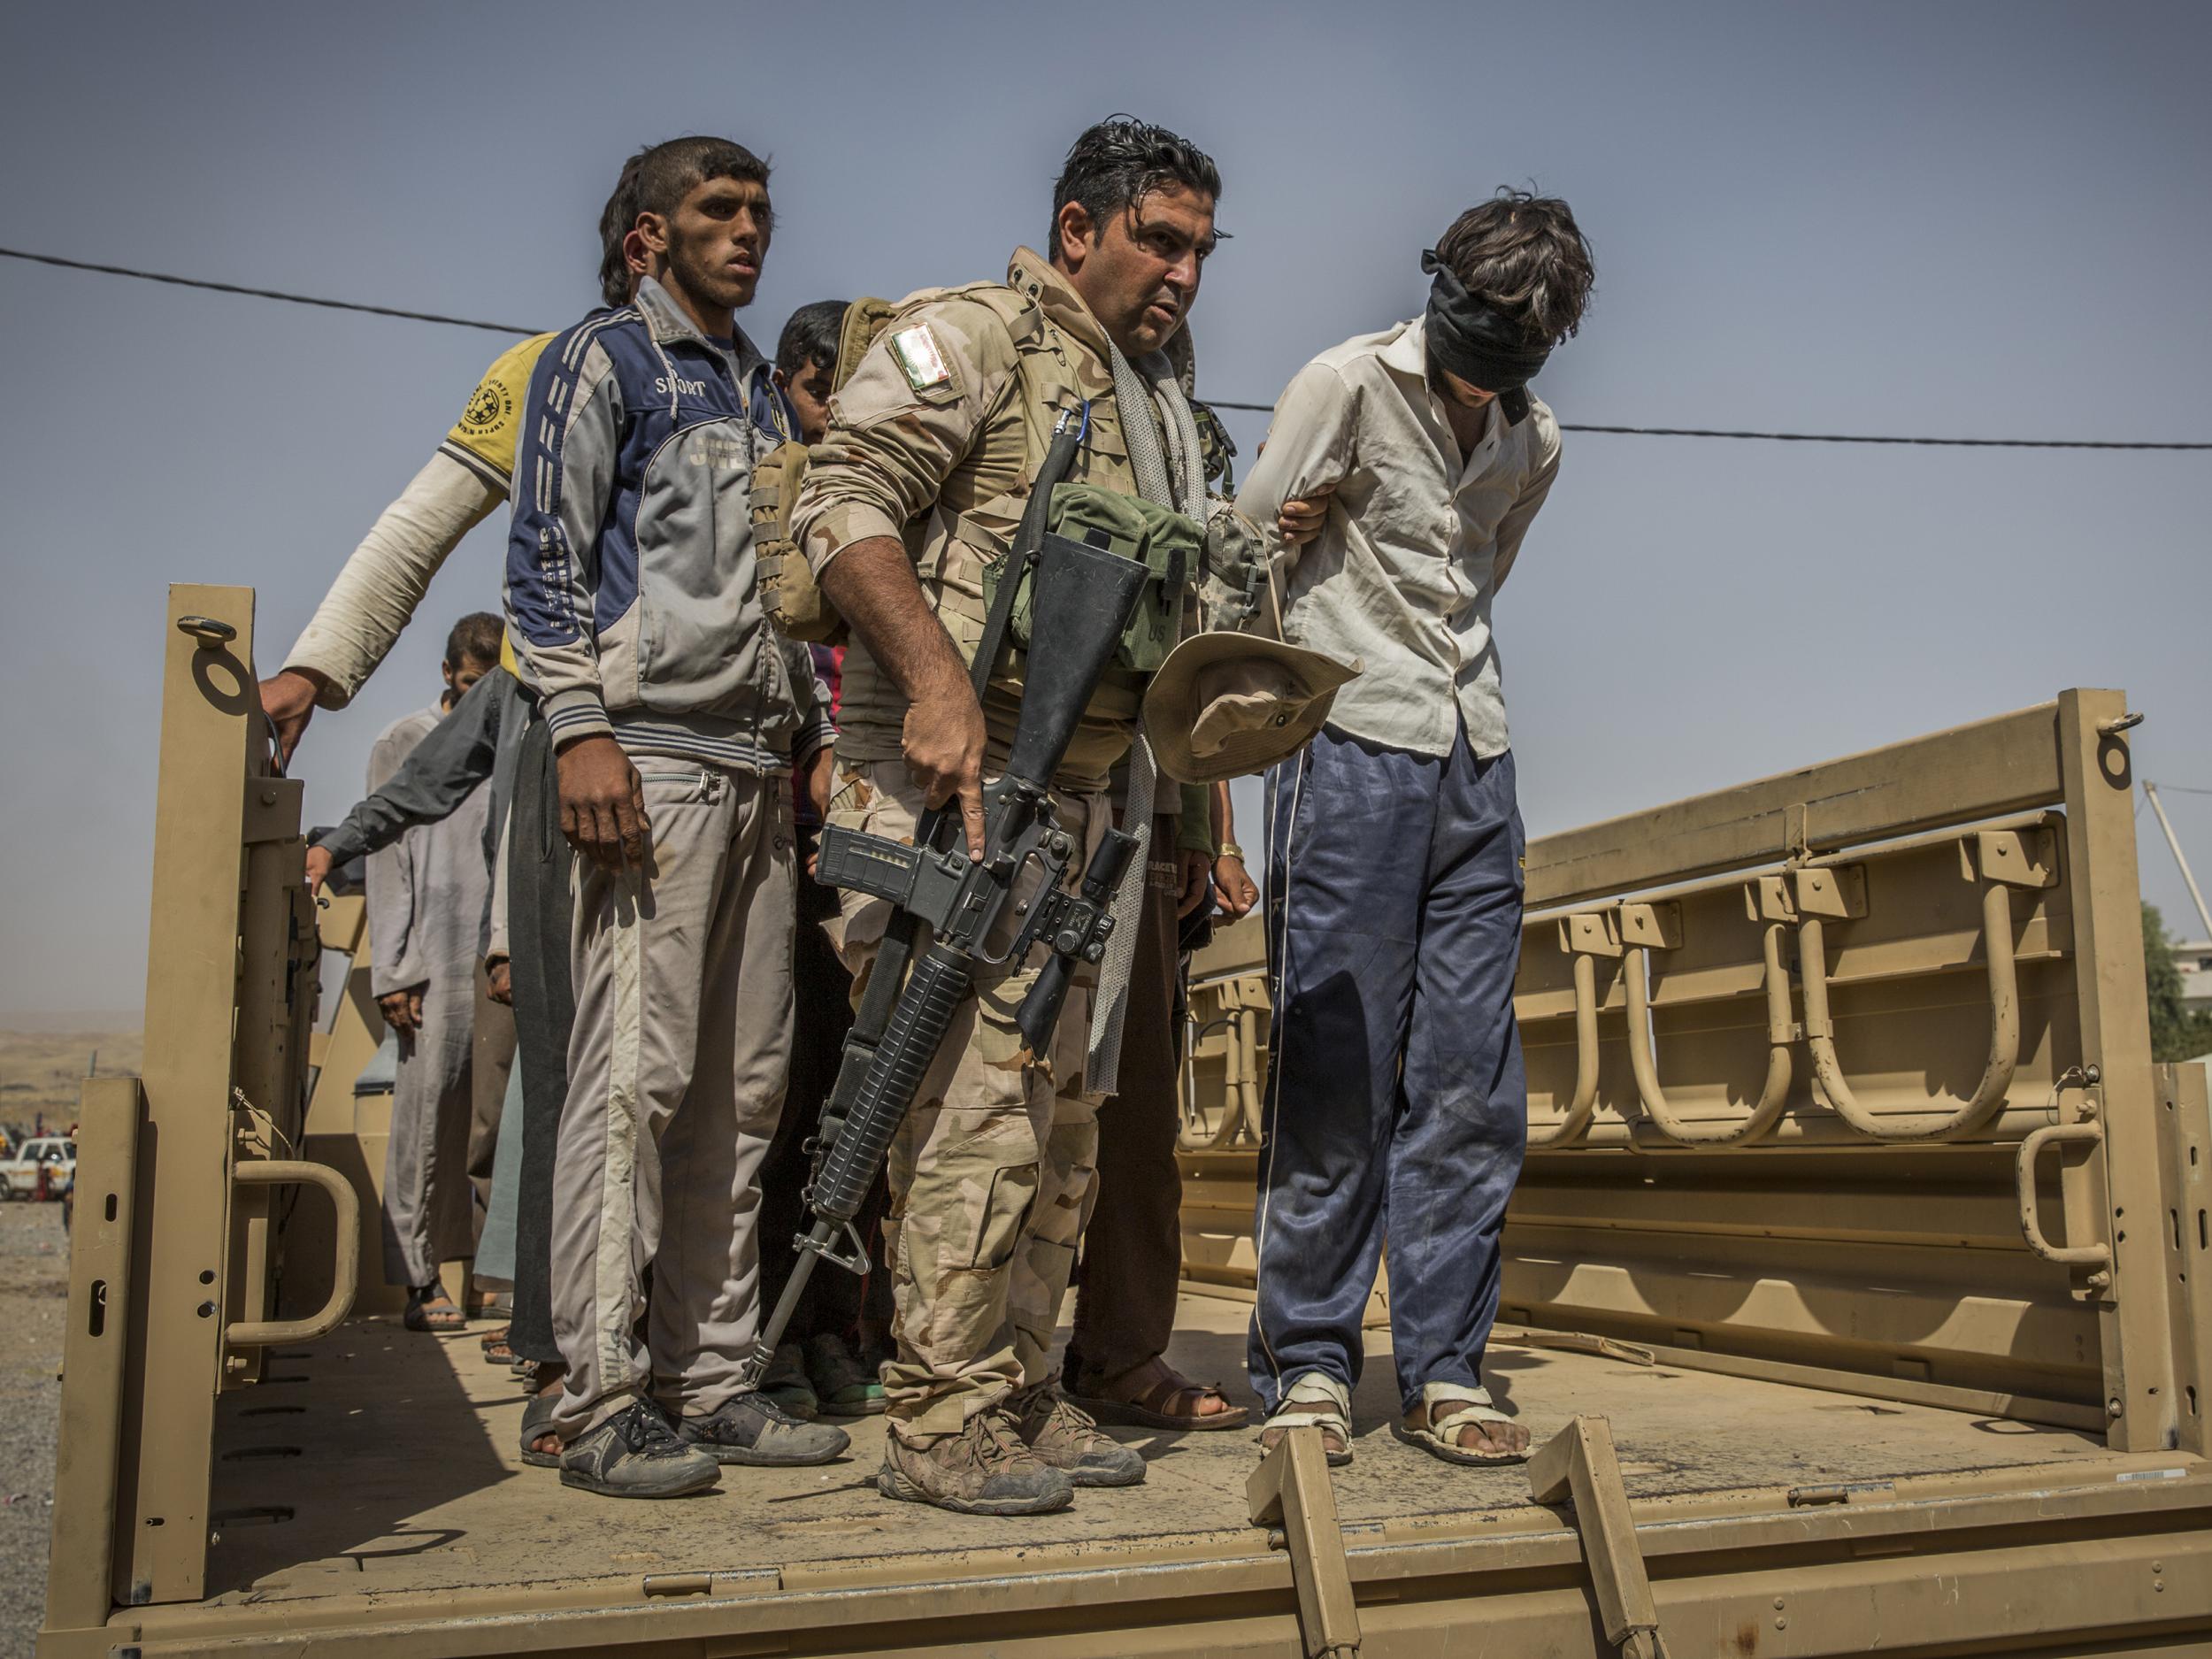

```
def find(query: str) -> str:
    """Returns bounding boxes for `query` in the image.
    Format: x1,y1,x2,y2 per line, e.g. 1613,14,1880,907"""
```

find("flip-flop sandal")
403,1288,467,1333
1069,1356,1251,1432
1395,1388,1527,1466
482,1334,517,1365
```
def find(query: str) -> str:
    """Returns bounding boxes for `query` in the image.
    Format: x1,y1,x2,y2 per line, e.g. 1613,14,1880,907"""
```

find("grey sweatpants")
381,979,477,1287
549,764,796,1438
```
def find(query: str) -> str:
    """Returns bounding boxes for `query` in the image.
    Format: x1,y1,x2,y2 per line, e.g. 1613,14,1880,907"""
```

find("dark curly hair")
776,299,848,380
1049,116,1223,257
1432,189,1594,345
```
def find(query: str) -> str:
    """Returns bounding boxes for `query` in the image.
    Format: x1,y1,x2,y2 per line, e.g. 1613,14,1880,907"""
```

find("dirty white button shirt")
1236,317,1561,759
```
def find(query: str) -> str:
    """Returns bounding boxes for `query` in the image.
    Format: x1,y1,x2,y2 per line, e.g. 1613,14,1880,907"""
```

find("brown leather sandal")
403,1286,466,1333
1067,1355,1252,1432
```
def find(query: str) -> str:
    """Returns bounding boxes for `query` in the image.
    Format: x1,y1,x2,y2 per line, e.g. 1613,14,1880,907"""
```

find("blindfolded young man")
1236,191,1594,1469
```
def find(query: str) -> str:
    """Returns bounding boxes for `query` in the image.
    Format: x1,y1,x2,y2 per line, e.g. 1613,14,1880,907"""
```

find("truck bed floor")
201,1290,2119,1606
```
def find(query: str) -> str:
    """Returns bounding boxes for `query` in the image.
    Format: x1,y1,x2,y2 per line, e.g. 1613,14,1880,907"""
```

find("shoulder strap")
832,281,1025,392
943,286,1090,509
831,297,902,393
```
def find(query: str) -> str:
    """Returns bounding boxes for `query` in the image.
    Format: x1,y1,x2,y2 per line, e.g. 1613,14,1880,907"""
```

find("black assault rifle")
734,413,1148,1392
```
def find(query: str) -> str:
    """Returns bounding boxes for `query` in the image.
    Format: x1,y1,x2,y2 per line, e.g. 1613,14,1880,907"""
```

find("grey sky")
1,0,2207,1014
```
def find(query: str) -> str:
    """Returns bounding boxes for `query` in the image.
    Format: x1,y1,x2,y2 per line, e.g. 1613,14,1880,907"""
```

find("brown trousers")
1065,817,1185,1388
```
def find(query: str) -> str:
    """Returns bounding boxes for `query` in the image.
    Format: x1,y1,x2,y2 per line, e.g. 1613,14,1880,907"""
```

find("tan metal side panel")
113,584,259,1605
227,837,294,1380
2156,1063,2212,1453
289,894,402,1320
302,895,375,1140
81,1474,2212,1657
41,1077,141,1637
1526,701,2062,908
2056,690,2170,1449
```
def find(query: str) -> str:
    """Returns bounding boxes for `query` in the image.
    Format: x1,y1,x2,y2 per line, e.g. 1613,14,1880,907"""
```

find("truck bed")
57,657,2212,1657
198,1290,2125,1609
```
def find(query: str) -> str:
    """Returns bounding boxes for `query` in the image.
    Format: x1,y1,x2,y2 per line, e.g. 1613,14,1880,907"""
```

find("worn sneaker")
559,1401,719,1499
806,1331,888,1417
1010,1384,1147,1487
877,1410,1075,1515
761,1340,819,1420
677,1391,849,1466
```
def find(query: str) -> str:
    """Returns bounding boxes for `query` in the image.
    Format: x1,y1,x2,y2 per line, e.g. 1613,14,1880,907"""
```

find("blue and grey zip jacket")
505,275,833,772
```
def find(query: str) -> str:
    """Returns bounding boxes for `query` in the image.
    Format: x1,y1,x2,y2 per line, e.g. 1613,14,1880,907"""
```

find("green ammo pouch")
984,483,1200,675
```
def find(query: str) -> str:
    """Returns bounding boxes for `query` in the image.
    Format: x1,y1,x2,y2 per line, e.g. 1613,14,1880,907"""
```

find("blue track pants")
1248,723,1527,1417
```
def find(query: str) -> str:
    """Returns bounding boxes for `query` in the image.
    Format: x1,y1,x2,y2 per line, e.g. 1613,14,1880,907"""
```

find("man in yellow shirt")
257,153,655,750
259,323,553,747
259,156,655,1407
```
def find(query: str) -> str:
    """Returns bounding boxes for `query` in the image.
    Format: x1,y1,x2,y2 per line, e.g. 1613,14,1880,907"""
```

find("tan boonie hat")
1144,632,1362,784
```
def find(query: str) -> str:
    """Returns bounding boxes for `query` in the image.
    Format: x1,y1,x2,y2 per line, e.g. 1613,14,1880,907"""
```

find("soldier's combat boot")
877,1409,1075,1515
1009,1383,1147,1487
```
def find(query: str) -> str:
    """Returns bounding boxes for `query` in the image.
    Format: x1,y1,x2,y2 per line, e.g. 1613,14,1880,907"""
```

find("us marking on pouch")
891,325,953,394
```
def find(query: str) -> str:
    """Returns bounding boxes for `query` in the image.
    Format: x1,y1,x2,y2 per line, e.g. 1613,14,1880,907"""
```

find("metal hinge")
1530,1416,1669,1659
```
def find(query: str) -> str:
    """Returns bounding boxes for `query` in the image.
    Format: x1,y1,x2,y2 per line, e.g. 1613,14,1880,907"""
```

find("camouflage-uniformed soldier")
790,117,1224,1516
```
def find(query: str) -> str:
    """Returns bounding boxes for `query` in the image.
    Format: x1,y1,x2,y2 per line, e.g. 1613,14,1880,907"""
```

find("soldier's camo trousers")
826,757,1107,1441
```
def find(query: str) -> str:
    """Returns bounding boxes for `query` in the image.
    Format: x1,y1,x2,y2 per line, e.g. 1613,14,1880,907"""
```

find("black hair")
1048,116,1223,257
595,151,649,309
596,137,772,307
776,299,849,380
634,135,771,222
445,611,503,672
1432,189,1594,345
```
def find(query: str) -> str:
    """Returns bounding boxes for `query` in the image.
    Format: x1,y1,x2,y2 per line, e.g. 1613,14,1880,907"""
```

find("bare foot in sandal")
1071,1356,1250,1432
517,1363,568,1467
1402,1397,1530,1464
404,1286,467,1333
1256,1374,1356,1465
1257,1420,1351,1463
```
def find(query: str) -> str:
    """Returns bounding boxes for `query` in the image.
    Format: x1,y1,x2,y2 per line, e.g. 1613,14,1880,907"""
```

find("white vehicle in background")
1,1133,76,1200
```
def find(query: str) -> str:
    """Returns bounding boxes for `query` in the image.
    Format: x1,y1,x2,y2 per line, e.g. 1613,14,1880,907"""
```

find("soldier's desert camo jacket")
787,246,1185,1437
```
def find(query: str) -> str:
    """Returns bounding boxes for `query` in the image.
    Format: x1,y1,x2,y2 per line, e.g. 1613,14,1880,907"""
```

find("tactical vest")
760,278,1188,787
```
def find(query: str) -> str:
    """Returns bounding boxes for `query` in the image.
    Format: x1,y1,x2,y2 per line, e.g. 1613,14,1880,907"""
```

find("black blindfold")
1420,250,1550,423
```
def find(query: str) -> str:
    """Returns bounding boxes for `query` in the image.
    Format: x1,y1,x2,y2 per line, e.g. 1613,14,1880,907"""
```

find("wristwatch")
1217,841,1246,862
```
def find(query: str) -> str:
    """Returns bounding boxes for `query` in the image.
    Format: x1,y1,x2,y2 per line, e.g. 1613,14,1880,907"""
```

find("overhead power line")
1552,424,2208,450
0,245,538,336
8,242,2211,452
1204,403,2211,450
